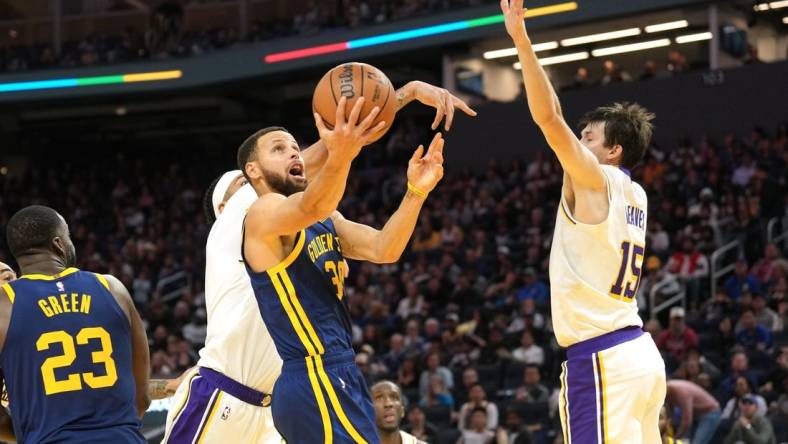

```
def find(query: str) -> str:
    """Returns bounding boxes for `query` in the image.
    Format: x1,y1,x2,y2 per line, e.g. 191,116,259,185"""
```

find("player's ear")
244,161,261,181
51,236,66,258
608,144,623,163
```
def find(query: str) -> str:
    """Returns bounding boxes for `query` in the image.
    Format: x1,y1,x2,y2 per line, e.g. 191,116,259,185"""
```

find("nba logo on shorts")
56,282,64,292
221,406,231,421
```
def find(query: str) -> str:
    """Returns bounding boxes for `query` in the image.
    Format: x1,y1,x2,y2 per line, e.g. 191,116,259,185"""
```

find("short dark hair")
203,174,223,225
578,102,655,170
237,126,289,181
6,205,65,258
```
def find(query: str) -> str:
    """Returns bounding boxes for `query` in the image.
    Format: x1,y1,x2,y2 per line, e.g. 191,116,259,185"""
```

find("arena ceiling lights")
644,20,689,33
264,2,579,63
0,70,182,93
675,31,712,44
483,42,559,59
753,1,788,10
513,51,590,68
560,28,641,46
590,38,671,57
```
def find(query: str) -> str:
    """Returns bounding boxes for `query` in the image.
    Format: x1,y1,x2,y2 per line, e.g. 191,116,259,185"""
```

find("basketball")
312,62,397,142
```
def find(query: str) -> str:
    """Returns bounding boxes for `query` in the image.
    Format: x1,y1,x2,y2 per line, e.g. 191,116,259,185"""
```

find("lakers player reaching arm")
502,0,610,223
331,132,445,264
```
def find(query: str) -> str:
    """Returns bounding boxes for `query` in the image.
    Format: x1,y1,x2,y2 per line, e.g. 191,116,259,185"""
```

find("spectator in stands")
667,49,689,74
398,357,419,391
751,243,783,290
458,383,499,431
412,221,441,251
665,238,709,304
419,352,453,397
640,60,658,80
383,333,406,375
514,365,549,403
455,367,480,406
752,293,781,332
769,377,788,443
640,255,681,311
726,259,762,300
419,374,454,409
732,153,757,187
457,407,495,444
722,376,767,421
736,308,773,351
404,404,438,443
512,330,544,366
720,351,759,398
657,307,700,364
600,59,632,84
665,379,721,444
397,282,426,319
499,408,533,444
514,267,548,306
570,66,592,89
507,299,546,334
723,395,776,444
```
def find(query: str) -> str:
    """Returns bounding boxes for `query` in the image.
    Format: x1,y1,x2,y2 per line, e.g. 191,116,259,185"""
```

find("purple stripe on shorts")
594,353,605,443
567,326,643,360
566,356,599,444
167,377,216,443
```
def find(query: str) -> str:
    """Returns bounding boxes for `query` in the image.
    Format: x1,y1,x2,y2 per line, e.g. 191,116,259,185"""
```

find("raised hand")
396,81,477,131
407,132,445,195
314,96,386,161
501,0,529,44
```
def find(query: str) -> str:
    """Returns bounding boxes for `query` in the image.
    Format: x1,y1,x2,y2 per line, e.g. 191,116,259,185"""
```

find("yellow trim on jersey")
20,267,79,281
307,356,333,444
268,230,306,273
559,199,577,225
560,362,570,444
196,391,224,444
1,283,14,303
598,353,609,443
269,270,319,356
278,271,325,354
95,274,110,290
314,355,368,444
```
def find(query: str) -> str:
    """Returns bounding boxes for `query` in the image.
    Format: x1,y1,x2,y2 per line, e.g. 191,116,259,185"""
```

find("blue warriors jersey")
246,219,353,361
0,268,144,444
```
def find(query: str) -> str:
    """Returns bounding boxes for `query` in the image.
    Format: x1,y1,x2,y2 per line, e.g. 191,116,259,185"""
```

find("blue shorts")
273,350,379,443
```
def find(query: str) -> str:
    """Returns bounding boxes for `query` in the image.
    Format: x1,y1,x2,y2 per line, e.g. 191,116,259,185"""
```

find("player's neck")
17,255,68,277
378,429,402,444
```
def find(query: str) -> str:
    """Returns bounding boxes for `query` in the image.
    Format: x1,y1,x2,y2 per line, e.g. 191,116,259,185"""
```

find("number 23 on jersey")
36,327,117,395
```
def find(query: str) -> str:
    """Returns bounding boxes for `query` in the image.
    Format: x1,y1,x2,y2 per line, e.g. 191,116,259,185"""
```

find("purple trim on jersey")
565,357,599,443
619,167,631,177
167,377,217,443
567,326,643,360
199,367,270,406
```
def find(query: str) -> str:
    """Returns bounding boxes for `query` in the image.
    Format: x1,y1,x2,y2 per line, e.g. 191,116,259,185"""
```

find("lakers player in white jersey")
161,80,474,443
502,1,666,443
371,381,427,444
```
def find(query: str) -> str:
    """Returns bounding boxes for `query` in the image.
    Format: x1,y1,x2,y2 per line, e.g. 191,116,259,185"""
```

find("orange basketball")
312,62,397,143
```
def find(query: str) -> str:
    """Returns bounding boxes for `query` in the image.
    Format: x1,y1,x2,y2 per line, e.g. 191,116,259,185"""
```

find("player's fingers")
454,97,478,116
411,145,425,162
361,121,387,140
335,96,347,128
357,106,381,133
431,105,444,131
314,112,328,134
500,0,509,14
444,93,455,131
348,97,365,127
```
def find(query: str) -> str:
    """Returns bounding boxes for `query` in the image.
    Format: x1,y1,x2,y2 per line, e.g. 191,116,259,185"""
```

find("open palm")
501,0,528,43
407,133,445,194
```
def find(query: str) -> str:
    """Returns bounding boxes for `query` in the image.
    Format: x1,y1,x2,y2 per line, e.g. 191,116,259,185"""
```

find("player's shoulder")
399,430,427,444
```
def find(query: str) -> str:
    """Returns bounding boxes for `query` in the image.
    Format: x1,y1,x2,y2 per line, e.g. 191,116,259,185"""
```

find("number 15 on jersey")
609,241,644,301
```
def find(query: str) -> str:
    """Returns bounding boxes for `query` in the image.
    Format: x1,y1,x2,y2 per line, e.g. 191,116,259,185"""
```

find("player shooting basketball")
501,1,666,442
162,79,473,443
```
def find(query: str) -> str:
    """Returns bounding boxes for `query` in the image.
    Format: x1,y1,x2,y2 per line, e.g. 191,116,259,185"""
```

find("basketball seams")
329,71,338,107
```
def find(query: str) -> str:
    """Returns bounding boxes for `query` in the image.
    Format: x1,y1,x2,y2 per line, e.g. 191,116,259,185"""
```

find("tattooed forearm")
148,379,172,400
395,82,417,111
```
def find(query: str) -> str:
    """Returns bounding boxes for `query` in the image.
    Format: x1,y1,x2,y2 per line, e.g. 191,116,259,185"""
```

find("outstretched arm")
501,0,604,190
303,82,475,178
333,133,445,263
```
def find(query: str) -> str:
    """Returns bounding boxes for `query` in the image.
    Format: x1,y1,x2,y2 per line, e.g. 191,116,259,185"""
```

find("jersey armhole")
0,284,14,304
94,274,111,291
560,169,614,227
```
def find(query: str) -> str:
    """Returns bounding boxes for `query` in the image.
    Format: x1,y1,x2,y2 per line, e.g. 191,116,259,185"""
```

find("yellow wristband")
407,181,428,199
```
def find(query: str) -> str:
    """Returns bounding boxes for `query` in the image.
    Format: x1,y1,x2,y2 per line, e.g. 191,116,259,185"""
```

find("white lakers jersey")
399,431,426,444
198,184,282,392
549,165,646,347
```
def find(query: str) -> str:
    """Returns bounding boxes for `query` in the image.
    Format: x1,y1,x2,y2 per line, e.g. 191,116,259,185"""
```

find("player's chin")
289,176,307,191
